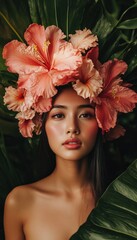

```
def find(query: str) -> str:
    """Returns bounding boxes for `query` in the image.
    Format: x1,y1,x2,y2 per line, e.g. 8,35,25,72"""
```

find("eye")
52,113,64,119
80,112,94,119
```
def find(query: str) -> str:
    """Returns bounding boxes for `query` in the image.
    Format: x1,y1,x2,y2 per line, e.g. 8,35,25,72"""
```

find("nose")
66,116,80,135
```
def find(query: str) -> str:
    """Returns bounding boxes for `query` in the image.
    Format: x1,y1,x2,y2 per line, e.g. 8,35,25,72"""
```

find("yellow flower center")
33,44,38,52
43,40,50,51
111,88,116,98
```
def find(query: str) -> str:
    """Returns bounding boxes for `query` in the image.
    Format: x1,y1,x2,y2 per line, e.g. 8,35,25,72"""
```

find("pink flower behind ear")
18,119,35,138
69,28,98,53
16,111,42,138
105,124,126,141
94,59,137,132
73,58,102,99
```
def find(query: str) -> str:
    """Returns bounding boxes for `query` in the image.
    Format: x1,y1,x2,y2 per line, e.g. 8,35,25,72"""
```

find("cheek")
84,121,98,142
45,124,58,140
45,121,65,144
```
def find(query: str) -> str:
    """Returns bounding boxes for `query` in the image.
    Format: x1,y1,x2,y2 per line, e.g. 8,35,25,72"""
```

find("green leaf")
70,159,137,239
117,18,137,29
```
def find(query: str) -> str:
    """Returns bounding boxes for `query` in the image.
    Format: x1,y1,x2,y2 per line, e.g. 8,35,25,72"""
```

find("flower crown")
2,23,137,139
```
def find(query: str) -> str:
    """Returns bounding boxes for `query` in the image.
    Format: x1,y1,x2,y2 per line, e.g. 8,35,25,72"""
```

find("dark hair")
38,85,107,202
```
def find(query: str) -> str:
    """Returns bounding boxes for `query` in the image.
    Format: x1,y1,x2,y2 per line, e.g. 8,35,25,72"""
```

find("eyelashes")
52,113,64,119
51,111,95,119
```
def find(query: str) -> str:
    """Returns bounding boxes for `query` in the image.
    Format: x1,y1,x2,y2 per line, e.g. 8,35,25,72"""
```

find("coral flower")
73,58,102,99
3,23,82,100
16,111,42,138
94,59,137,132
3,86,34,112
69,28,98,53
18,119,35,138
105,124,126,141
3,23,137,138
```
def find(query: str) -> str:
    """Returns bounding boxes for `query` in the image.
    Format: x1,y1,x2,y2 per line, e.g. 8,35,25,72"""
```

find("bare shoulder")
5,177,50,207
5,184,33,211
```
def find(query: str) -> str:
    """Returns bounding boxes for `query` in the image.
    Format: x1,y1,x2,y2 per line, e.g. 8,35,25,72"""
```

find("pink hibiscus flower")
94,59,137,132
105,124,126,141
73,58,102,99
18,119,35,138
69,28,98,53
3,86,34,112
3,23,82,100
16,110,42,138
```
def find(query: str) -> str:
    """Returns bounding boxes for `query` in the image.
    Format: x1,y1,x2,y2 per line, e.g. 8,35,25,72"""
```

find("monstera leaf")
70,158,137,240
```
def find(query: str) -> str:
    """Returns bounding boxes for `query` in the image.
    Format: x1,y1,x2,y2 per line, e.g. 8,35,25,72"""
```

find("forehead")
53,87,90,106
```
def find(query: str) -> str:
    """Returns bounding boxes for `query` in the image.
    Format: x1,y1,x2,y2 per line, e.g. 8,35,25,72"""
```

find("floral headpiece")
3,23,137,139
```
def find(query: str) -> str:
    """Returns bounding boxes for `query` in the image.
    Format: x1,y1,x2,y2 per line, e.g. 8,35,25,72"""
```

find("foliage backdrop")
0,0,137,239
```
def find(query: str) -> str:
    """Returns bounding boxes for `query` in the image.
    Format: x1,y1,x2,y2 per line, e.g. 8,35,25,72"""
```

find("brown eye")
80,113,94,119
52,113,64,119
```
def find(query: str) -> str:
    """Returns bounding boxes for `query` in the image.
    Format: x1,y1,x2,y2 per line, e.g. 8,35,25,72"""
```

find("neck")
51,157,90,191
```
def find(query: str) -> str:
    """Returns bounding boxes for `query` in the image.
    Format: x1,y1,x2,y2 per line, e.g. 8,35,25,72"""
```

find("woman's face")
45,87,98,161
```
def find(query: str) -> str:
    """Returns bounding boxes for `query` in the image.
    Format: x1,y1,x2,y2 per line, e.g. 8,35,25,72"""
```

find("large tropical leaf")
70,158,137,240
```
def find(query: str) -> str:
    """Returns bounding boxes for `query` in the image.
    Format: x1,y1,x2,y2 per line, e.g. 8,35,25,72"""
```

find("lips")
62,138,81,149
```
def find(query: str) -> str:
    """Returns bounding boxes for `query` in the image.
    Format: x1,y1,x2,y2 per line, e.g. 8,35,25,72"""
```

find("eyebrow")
52,104,94,109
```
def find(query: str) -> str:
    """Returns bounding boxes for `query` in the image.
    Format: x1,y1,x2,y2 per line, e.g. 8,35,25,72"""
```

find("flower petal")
95,100,117,132
100,59,128,88
3,86,24,111
30,72,57,98
16,109,35,120
33,113,42,135
73,59,102,99
53,42,82,71
69,28,98,53
24,23,66,63
18,119,35,138
34,96,52,113
86,46,100,69
112,85,137,112
105,124,126,141
3,40,45,74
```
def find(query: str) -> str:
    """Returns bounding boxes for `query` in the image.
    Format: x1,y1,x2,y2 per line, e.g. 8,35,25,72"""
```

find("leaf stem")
66,0,69,39
0,11,23,42
54,0,58,27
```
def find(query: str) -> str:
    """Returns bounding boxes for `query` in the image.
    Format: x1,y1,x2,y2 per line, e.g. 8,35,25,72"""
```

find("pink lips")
62,138,81,149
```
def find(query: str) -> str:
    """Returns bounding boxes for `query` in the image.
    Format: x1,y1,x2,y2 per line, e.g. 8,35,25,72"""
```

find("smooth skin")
4,87,98,240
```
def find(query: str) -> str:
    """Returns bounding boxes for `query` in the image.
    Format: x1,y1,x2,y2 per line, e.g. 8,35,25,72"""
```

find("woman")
4,84,104,240
3,24,137,240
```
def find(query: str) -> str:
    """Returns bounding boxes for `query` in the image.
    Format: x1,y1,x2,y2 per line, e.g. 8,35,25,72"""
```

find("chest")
23,194,94,240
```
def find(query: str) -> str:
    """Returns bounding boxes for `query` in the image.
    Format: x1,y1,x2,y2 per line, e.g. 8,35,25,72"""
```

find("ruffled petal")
3,40,46,74
34,96,52,113
69,28,98,53
86,46,100,69
33,113,42,135
105,124,126,141
53,42,82,71
100,59,128,88
112,85,137,112
16,109,35,120
73,59,102,99
3,86,24,111
95,100,117,131
18,119,35,138
24,24,66,64
30,72,57,98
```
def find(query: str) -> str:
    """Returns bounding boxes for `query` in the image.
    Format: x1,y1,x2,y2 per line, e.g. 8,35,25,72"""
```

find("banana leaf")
70,158,137,240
